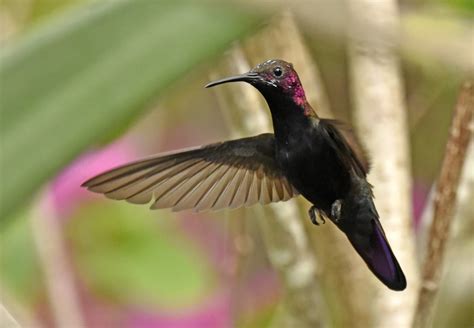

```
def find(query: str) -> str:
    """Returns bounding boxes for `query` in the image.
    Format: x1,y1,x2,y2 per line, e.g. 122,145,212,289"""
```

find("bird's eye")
273,67,283,77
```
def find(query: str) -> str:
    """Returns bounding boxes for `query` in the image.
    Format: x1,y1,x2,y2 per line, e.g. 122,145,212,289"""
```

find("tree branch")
412,81,473,328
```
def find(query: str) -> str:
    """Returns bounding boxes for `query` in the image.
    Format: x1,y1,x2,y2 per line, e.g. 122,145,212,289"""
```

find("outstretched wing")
82,134,299,211
320,119,370,177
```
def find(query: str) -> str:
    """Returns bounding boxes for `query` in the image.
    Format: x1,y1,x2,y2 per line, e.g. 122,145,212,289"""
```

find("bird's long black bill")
205,72,259,88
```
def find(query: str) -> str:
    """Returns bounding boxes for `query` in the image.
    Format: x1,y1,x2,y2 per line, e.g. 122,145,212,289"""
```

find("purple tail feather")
347,218,406,291
334,193,407,291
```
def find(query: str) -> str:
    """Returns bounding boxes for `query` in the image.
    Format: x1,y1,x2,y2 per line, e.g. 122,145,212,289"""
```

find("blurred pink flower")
412,180,430,230
43,139,280,328
127,293,231,328
176,213,235,278
49,141,136,217
126,270,279,328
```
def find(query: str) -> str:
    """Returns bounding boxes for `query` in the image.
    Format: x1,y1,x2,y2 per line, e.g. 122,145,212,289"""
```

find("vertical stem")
0,303,21,328
412,82,473,328
31,191,85,328
347,0,420,327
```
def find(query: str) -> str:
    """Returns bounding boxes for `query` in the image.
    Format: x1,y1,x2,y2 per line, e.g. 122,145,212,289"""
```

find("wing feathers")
232,170,252,208
152,161,215,209
212,166,241,210
320,119,370,177
273,179,284,201
259,176,271,204
83,134,299,211
194,165,232,211
106,158,200,201
171,162,220,211
229,169,248,209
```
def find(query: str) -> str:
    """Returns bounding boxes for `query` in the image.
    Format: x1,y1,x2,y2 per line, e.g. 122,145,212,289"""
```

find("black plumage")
83,59,406,291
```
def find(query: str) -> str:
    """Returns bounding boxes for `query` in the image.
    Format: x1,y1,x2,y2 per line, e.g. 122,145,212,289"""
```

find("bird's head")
206,59,308,109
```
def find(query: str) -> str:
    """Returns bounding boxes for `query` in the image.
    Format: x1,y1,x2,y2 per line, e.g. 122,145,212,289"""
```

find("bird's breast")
276,130,351,211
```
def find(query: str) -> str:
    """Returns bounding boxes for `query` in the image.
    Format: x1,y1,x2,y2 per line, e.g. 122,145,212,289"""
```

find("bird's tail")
334,186,407,291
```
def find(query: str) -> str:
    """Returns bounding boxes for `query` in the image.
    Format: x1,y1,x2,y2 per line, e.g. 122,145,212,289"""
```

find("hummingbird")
82,59,406,291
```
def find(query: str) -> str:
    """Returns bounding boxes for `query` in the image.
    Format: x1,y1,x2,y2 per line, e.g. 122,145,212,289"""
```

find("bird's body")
83,59,406,291
275,117,350,212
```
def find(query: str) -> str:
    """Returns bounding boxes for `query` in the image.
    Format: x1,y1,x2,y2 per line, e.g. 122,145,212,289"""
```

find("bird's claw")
331,199,342,222
308,206,325,226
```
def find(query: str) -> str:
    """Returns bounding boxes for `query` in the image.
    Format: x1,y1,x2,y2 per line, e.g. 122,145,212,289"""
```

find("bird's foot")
331,199,343,222
308,206,325,226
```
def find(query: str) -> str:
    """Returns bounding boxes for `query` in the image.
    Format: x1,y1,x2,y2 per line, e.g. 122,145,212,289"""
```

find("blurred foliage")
68,202,213,308
406,67,461,182
26,0,84,22
0,0,473,327
0,201,215,310
0,0,262,221
0,211,43,304
237,305,275,328
441,0,474,14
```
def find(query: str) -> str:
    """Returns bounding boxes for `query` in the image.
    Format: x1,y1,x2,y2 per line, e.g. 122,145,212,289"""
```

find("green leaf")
0,212,43,304
68,202,213,307
0,0,261,221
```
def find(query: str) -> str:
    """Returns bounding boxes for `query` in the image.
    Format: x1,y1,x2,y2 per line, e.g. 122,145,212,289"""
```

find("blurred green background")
0,0,472,327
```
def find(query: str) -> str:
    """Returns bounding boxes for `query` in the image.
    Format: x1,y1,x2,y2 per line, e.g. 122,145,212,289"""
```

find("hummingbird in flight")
83,59,406,291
